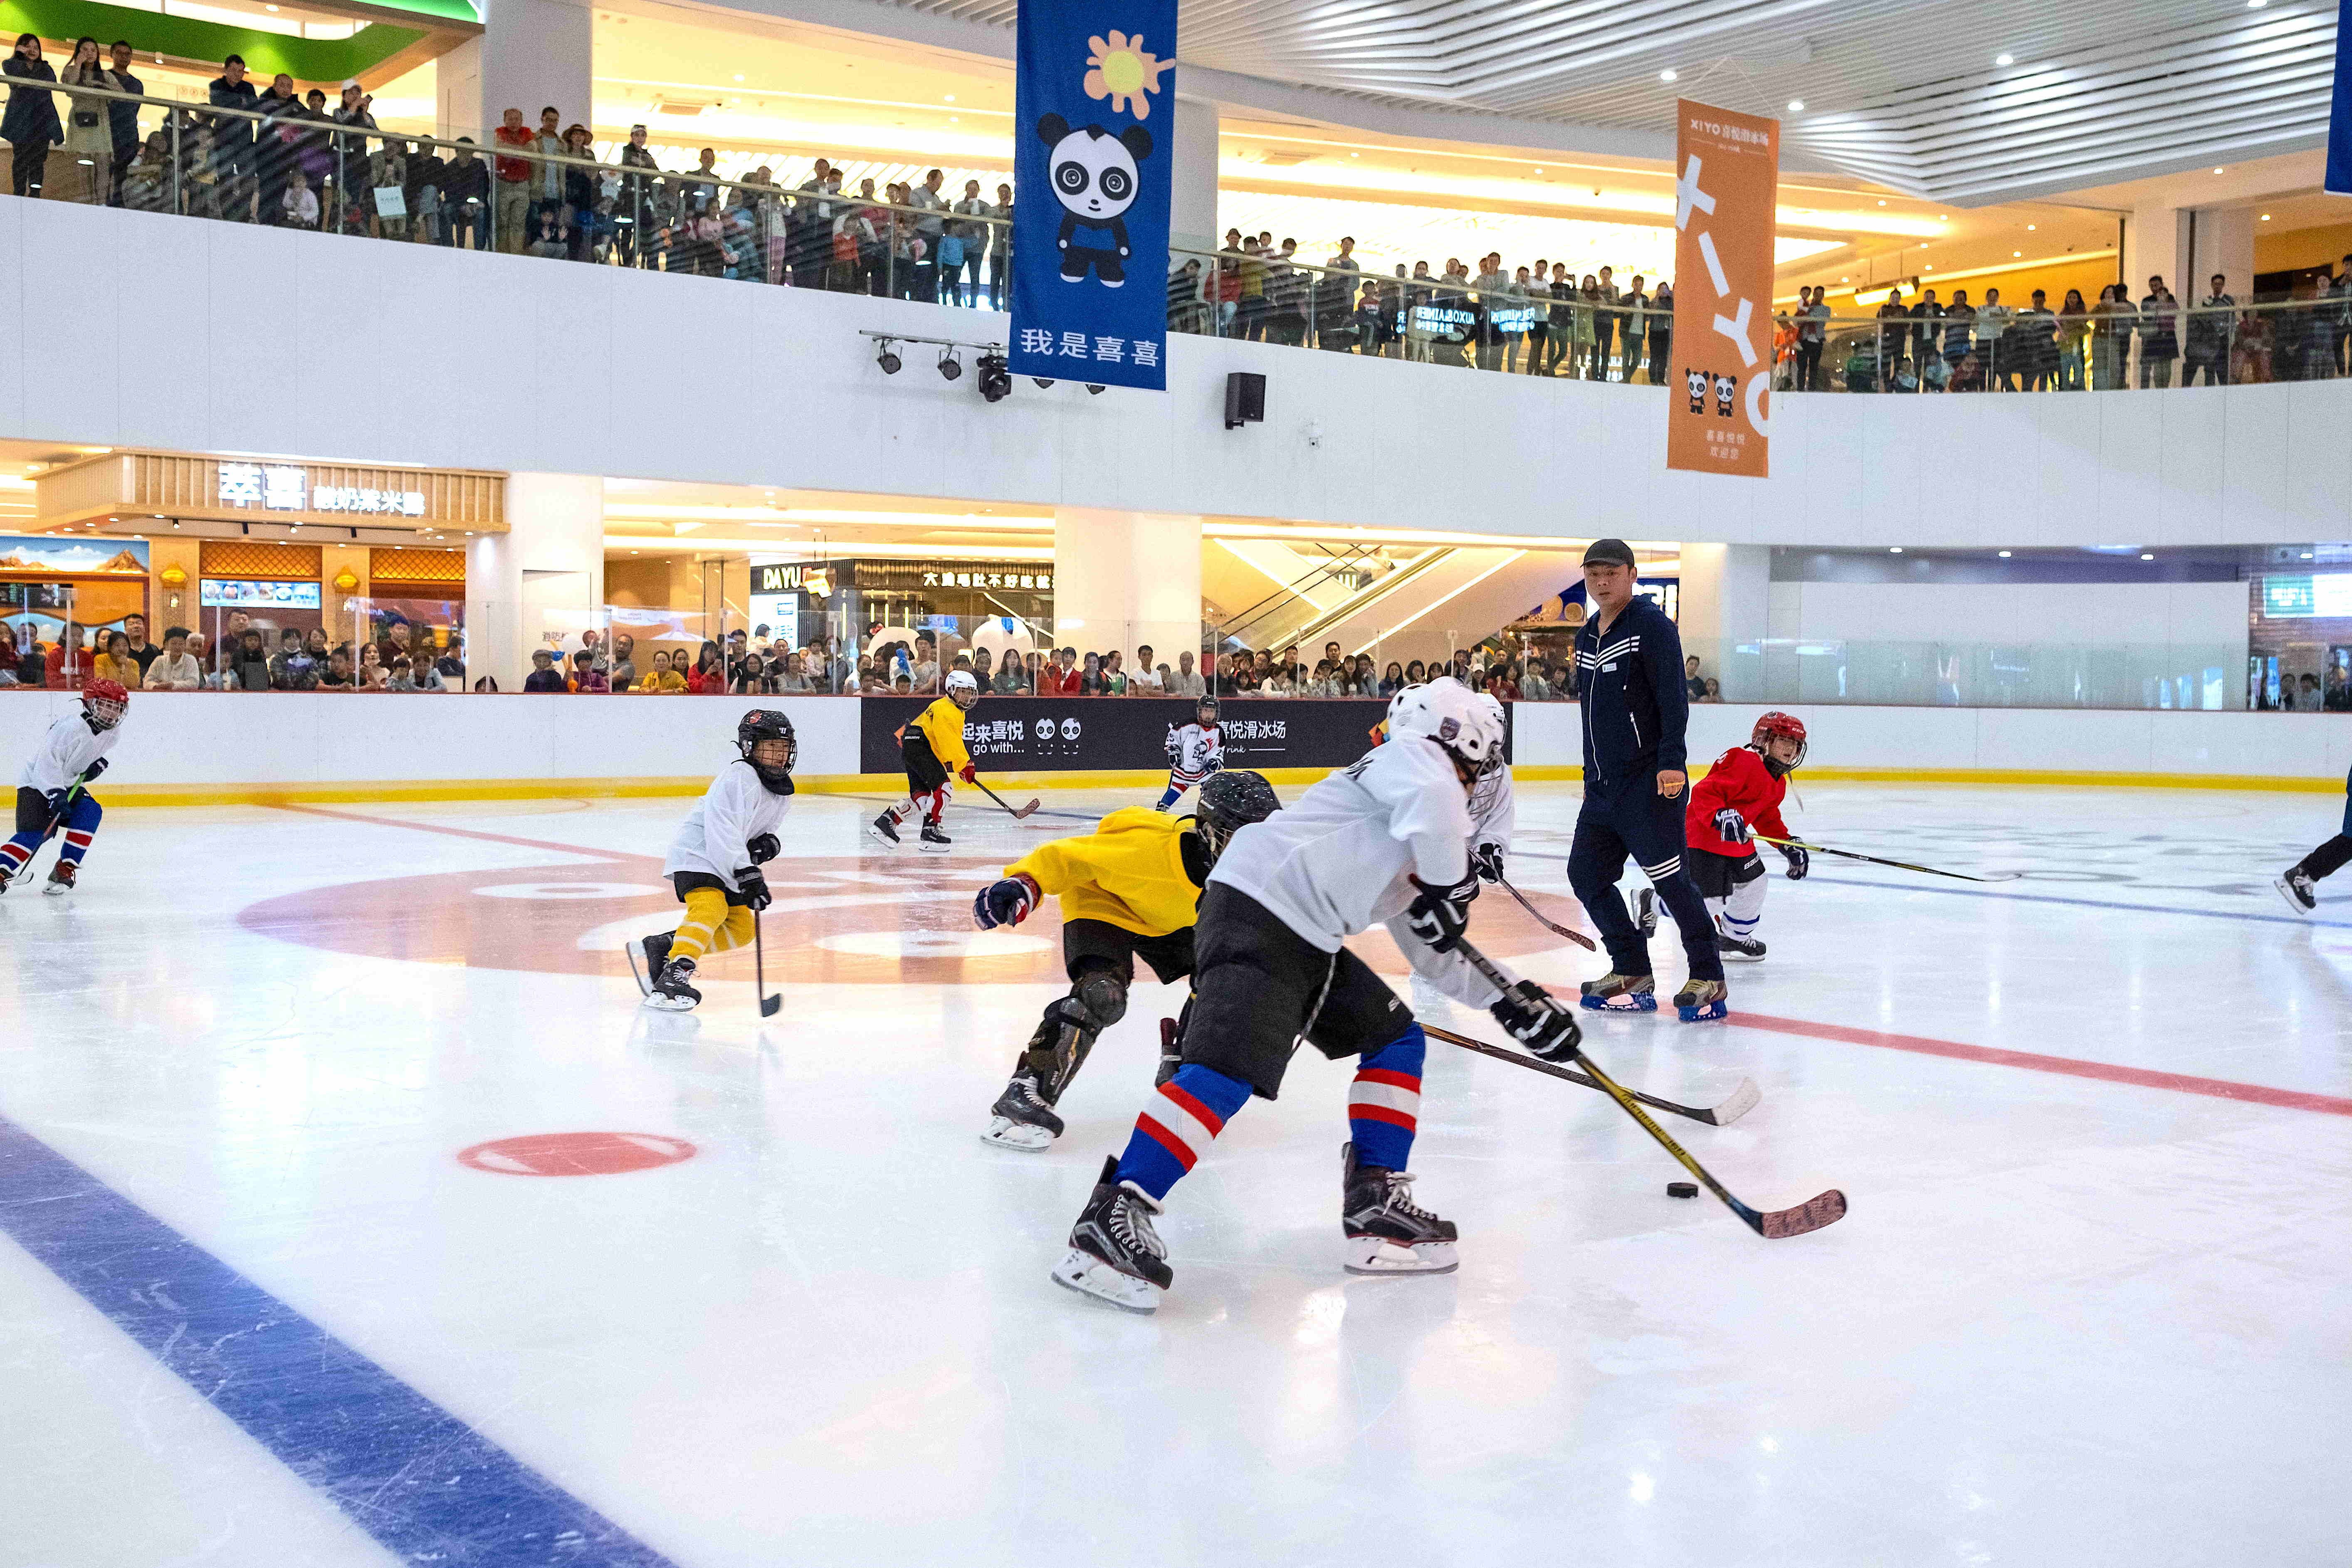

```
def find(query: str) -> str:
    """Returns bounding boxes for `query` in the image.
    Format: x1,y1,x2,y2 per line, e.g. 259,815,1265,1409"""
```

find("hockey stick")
1751,833,2019,884
971,777,1042,820
752,911,780,1017
1421,1022,1757,1126
1451,937,1846,1239
1495,874,1598,951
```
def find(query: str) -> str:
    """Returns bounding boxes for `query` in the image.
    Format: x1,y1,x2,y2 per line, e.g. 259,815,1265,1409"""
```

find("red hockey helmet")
82,678,129,731
1750,710,1806,768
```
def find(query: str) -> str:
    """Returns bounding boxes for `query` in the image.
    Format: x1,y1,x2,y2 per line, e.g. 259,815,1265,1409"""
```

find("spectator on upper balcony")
5,34,59,201
2138,277,2179,389
904,167,947,302
52,37,120,207
1976,288,2014,389
279,166,319,228
492,107,533,252
524,105,563,222
2090,284,2134,390
2186,274,2234,387
328,81,376,233
102,41,141,203
119,129,169,212
251,70,300,223
205,53,258,219
405,130,444,244
1621,274,1653,384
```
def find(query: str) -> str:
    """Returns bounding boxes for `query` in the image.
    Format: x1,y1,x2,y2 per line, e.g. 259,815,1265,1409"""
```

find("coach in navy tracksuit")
1567,537,1724,1011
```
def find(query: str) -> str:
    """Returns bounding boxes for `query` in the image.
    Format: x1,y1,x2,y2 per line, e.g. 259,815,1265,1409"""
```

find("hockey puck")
1665,1181,1699,1199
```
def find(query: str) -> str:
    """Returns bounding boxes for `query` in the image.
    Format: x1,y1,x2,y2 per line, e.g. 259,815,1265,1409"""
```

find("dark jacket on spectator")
225,647,272,690
208,73,258,149
106,64,142,154
2,55,61,148
439,151,487,207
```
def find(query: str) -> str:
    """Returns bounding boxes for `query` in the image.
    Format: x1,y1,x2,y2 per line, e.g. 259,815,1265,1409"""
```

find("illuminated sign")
920,569,1051,591
201,578,322,608
218,461,309,510
2259,576,2352,618
317,485,427,517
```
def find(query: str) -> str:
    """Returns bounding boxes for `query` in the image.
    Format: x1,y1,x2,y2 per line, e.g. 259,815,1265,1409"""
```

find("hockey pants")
3,787,99,879
1566,777,1723,982
670,885,754,962
1693,849,1768,941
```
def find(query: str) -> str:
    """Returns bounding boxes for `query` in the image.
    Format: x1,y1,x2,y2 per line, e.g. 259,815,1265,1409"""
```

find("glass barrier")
6,77,2348,389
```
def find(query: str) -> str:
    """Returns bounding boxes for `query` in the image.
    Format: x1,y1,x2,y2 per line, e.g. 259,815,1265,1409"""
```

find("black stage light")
978,353,1012,402
876,341,902,374
938,351,962,381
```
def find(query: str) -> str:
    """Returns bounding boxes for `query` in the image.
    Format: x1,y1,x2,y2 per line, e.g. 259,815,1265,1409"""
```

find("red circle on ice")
457,1131,698,1177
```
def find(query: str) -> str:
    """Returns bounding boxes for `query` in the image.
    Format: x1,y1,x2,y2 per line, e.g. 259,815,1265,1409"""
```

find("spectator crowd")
0,611,464,692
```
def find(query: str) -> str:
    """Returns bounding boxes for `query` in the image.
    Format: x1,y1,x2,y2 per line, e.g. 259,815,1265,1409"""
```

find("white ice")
1,782,2347,1566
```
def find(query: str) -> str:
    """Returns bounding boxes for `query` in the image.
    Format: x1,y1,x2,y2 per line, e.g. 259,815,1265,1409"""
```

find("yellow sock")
670,886,733,961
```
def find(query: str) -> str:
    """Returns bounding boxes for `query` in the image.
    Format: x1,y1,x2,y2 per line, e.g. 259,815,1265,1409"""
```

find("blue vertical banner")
2330,0,2352,194
1009,0,1176,392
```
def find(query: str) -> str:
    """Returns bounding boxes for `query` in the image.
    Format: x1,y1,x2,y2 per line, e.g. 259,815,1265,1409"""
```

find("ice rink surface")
2,779,2349,1567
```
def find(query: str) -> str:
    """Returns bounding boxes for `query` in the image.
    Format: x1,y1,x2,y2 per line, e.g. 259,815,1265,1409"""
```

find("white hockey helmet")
945,668,981,709
1388,676,1504,777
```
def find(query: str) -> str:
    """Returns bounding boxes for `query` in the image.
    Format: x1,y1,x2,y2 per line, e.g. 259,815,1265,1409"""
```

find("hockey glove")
41,787,71,818
1780,842,1809,880
959,763,979,785
1712,807,1750,844
1490,979,1582,1062
973,872,1041,931
734,868,772,913
744,832,780,865
81,757,107,782
1471,840,1507,884
1404,872,1479,953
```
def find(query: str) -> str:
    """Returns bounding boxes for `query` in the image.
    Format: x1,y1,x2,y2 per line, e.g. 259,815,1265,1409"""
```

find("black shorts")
1687,847,1764,900
15,786,54,834
672,870,749,906
1063,917,1193,987
1180,883,1412,1101
902,732,949,794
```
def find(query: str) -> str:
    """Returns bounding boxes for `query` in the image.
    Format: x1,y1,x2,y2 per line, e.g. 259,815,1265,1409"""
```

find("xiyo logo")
1033,718,1055,740
1060,718,1082,741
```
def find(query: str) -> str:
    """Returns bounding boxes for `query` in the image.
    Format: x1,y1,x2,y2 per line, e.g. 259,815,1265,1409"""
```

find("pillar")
321,544,368,648
147,537,200,638
1052,509,1202,679
2128,204,2256,301
437,0,593,140
1675,542,1770,703
1168,96,1220,260
467,472,603,690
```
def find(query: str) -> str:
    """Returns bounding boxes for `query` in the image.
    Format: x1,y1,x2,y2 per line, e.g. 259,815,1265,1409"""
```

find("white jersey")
1389,765,1518,1008
1470,765,1514,857
18,712,119,795
1165,722,1223,783
662,761,794,890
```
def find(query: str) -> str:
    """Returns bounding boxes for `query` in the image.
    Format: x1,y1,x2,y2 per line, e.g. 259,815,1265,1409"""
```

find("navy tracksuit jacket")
1569,595,1723,981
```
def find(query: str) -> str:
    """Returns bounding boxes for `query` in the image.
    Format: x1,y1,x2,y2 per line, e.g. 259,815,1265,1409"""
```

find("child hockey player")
869,669,980,853
971,769,1282,1150
1,678,127,896
1682,711,1811,961
2278,765,2352,914
1051,677,1583,1314
638,710,796,1011
1155,694,1223,811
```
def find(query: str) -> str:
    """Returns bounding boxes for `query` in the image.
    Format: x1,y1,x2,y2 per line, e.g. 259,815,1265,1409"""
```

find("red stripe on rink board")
1737,1012,2352,1118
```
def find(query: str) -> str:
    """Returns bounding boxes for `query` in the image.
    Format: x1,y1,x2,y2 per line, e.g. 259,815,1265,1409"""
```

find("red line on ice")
1737,1012,2352,1118
271,803,625,860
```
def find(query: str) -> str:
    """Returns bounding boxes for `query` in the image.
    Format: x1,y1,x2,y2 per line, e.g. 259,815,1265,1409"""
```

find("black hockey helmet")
1196,694,1219,723
737,709,797,794
1192,769,1279,864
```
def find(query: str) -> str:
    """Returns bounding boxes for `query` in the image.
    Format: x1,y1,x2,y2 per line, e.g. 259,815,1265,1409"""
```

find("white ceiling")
773,0,2342,205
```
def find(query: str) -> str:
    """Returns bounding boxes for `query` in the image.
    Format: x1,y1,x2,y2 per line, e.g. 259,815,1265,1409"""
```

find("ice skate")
627,931,673,995
1674,976,1729,1022
643,955,701,1012
1053,1155,1171,1313
919,822,952,854
42,862,76,897
1579,972,1658,1012
1154,1017,1182,1087
981,1071,1064,1151
0,866,13,896
1717,929,1766,962
867,811,901,847
2275,868,2317,914
1341,1142,1458,1275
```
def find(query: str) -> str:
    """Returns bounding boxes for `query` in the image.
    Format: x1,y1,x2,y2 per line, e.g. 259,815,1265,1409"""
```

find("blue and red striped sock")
1347,1025,1426,1171
1116,1064,1252,1202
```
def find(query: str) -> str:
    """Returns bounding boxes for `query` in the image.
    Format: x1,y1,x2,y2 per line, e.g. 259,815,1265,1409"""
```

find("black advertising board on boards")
857,697,1512,775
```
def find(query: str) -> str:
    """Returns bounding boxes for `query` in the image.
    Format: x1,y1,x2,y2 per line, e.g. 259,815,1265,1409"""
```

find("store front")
749,557,1055,659
0,534,151,674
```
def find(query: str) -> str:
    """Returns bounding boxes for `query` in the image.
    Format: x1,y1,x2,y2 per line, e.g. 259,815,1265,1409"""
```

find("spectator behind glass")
220,628,269,690
632,649,684,692
0,623,17,686
92,629,138,686
570,649,609,692
317,648,353,689
1077,651,1108,695
687,640,726,694
385,655,421,691
522,648,566,691
355,641,389,689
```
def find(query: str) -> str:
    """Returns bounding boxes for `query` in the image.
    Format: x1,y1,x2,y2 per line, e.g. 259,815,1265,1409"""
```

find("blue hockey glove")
973,873,1041,931
42,787,70,818
745,832,779,864
1712,807,1750,844
1780,842,1808,880
1471,841,1507,884
1491,980,1582,1062
1405,872,1479,953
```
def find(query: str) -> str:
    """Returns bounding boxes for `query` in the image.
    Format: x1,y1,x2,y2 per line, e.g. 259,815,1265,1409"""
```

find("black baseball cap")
1582,538,1637,569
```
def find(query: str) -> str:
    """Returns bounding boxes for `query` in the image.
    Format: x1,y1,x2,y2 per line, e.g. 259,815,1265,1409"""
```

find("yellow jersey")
906,696,971,770
1006,807,1205,938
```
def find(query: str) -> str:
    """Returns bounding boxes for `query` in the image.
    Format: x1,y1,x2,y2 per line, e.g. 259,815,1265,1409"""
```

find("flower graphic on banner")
1083,31,1169,118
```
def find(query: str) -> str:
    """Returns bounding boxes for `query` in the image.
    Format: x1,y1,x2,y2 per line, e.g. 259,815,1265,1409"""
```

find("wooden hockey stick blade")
1421,1024,1757,1126
1752,833,2020,884
1756,1189,1848,1238
1497,876,1598,950
973,778,1043,820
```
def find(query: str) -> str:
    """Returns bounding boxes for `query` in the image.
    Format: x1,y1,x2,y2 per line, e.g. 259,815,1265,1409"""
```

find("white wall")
1763,580,2246,648
3,198,2345,551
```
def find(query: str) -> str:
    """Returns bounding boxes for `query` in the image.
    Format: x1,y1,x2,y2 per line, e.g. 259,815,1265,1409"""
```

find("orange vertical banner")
1667,99,1779,479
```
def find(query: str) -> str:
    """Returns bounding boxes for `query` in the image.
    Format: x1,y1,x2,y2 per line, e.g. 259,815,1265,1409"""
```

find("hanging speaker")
1224,372,1266,430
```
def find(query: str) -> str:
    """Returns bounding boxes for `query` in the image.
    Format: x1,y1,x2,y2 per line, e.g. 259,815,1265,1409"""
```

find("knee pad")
1073,968,1129,1029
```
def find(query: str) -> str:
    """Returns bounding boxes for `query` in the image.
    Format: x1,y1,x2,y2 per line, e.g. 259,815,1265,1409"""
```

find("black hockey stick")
1421,1023,1757,1126
1451,938,1846,1239
1494,874,1598,951
1751,833,2019,884
971,777,1041,821
752,911,780,1017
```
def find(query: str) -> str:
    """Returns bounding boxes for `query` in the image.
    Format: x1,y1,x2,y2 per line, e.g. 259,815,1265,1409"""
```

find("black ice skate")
1717,930,1767,963
1579,972,1657,1012
1154,1017,1182,1087
2276,868,2317,914
42,862,76,897
919,822,952,854
644,955,702,1012
867,811,901,847
1674,976,1729,1022
1052,1155,1172,1313
627,931,673,995
1341,1142,1458,1276
981,1071,1064,1151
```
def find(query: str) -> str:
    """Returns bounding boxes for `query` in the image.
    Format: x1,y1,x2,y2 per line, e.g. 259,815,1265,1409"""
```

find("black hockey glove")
1712,807,1750,844
41,787,71,818
1470,841,1507,884
1780,842,1808,880
973,873,1041,931
734,867,772,913
1404,872,1479,953
81,757,107,782
1490,980,1582,1062
745,832,780,865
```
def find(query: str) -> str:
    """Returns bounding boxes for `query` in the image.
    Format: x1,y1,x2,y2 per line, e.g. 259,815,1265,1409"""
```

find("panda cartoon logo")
1712,373,1737,417
1038,113,1153,287
1684,367,1707,414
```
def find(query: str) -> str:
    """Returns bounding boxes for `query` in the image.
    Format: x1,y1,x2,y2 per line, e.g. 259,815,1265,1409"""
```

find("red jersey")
1686,745,1790,857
